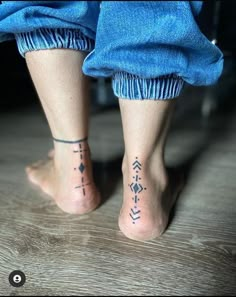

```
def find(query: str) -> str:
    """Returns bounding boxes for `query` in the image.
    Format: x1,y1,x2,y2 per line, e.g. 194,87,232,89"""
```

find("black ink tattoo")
132,158,141,170
75,183,91,189
78,163,85,173
129,208,141,221
75,175,91,196
128,157,147,224
73,141,90,196
53,137,88,144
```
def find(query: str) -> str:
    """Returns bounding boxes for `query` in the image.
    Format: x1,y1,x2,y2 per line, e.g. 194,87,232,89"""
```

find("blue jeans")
0,1,224,100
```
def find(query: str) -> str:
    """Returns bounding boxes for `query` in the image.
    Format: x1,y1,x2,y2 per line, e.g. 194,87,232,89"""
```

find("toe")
30,160,45,169
48,149,55,159
25,166,31,173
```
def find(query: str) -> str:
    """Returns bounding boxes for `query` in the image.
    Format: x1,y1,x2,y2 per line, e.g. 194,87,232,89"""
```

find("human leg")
24,48,100,215
2,1,102,214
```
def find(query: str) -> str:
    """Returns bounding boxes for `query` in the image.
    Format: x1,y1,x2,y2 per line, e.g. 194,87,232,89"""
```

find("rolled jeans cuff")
14,28,94,58
112,72,184,100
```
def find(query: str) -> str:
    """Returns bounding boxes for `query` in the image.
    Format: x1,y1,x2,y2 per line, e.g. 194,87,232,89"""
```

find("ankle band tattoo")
128,157,147,224
53,137,88,144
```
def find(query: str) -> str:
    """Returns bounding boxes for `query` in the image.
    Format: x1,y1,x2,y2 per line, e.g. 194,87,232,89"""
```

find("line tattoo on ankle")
128,157,147,224
53,137,88,144
73,141,90,195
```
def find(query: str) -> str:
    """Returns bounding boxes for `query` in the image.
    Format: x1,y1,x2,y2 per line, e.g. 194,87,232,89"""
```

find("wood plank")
0,103,235,296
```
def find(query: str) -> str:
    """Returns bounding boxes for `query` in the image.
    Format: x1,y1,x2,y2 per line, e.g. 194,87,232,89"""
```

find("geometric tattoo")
52,137,90,196
53,137,88,144
73,141,90,195
128,157,147,224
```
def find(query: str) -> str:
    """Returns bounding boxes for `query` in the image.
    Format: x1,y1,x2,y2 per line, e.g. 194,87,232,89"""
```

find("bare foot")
119,155,184,241
26,140,101,215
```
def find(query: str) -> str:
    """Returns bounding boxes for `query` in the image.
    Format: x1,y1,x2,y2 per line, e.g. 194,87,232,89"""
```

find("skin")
25,49,183,241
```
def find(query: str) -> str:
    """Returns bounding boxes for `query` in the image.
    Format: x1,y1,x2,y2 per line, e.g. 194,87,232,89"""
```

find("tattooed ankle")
128,157,147,224
73,141,90,196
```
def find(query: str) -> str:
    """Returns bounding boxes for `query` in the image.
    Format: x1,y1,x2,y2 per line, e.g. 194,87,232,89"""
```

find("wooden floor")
0,92,236,296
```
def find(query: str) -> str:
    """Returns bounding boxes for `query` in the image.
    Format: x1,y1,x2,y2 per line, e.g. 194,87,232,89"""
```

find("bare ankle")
53,139,91,170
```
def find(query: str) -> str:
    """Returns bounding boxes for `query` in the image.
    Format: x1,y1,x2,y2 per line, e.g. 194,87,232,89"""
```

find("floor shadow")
168,86,236,227
92,155,123,206
167,146,207,226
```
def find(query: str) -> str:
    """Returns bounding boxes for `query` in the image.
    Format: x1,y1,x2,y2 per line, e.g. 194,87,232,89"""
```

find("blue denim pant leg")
0,1,224,100
82,1,224,100
0,1,101,56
